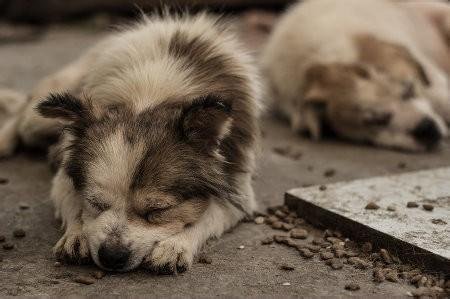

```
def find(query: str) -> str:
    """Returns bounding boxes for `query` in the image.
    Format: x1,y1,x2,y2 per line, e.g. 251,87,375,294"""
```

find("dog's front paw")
53,227,90,264
143,239,194,274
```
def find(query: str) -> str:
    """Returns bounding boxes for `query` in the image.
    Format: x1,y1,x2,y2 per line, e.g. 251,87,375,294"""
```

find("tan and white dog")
262,0,450,151
0,13,261,273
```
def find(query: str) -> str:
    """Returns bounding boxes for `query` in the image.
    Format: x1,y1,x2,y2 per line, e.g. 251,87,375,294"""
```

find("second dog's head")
296,60,448,151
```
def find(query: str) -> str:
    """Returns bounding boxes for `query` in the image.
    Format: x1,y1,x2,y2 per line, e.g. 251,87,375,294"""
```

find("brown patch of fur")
354,34,430,86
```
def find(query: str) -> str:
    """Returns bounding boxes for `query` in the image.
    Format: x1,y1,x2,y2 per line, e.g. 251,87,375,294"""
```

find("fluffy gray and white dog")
0,13,261,273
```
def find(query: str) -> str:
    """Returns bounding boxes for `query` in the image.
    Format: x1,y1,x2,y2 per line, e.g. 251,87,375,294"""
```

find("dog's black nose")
98,243,130,270
411,117,442,149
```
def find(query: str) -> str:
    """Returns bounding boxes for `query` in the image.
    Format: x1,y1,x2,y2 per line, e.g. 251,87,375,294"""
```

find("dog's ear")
181,95,232,153
36,93,89,122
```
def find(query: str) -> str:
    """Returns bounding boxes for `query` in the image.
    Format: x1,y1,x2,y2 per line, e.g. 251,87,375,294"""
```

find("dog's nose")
411,117,442,149
98,243,130,270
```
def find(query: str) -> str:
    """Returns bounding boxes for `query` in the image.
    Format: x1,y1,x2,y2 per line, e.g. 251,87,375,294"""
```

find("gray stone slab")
286,168,450,275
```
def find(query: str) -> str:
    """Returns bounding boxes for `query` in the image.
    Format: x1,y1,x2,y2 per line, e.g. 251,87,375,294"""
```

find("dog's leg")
0,89,27,157
51,168,90,263
144,174,256,274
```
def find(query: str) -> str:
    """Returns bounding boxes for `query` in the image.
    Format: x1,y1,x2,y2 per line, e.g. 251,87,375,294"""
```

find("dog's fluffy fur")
0,13,261,272
261,0,450,151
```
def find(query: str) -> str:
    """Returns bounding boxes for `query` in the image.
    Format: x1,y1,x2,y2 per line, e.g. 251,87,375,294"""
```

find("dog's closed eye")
146,207,170,223
86,196,111,212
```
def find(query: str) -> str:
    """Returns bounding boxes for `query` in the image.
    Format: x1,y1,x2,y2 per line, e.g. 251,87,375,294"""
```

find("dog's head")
297,59,447,151
38,93,237,271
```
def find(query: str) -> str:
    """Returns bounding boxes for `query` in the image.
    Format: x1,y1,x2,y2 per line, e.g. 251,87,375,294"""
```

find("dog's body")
0,13,260,272
262,0,450,151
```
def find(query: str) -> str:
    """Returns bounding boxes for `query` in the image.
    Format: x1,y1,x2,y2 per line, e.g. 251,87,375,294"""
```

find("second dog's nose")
411,117,442,149
98,243,130,270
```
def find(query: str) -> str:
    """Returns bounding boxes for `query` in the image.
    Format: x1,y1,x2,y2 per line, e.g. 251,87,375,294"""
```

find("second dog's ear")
36,93,89,122
181,95,233,153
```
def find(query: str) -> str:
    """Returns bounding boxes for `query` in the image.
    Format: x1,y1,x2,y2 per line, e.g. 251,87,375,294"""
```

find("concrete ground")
1,19,450,297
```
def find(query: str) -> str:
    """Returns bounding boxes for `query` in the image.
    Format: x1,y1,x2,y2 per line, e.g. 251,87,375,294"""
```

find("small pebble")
344,282,360,291
422,204,434,211
254,216,265,224
319,185,327,191
282,282,291,286
0,178,9,184
198,254,212,264
54,261,62,267
237,245,245,249
279,264,295,271
92,270,105,279
261,236,274,245
406,201,419,208
13,229,25,238
324,169,336,177
387,205,396,212
365,202,380,210
320,251,334,260
2,242,14,250
19,203,30,210
299,248,314,258
73,275,96,285
0,235,5,243
397,162,406,169
290,228,308,239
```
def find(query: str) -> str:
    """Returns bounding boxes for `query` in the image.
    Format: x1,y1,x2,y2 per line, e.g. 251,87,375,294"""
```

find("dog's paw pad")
143,240,193,274
53,229,90,264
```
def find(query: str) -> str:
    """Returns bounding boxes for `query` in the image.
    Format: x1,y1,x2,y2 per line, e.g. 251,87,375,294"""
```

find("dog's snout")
98,243,131,270
411,117,442,149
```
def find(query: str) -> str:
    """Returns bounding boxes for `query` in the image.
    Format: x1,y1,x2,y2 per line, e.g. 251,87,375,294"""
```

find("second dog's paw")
0,118,19,158
143,239,194,274
53,227,90,264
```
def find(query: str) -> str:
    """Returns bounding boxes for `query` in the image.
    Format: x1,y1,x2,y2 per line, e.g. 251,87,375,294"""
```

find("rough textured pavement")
1,20,450,297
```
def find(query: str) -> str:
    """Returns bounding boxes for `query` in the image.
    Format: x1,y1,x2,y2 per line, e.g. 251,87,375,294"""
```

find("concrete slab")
286,168,450,275
1,20,450,296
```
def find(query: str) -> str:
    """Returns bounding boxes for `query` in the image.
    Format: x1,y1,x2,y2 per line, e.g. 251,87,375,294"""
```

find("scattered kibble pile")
258,205,449,296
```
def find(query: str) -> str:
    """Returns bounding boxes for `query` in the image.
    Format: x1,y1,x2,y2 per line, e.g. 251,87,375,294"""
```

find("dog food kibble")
254,216,265,224
281,223,295,231
406,201,419,208
274,210,287,218
320,251,334,260
92,270,105,279
385,270,399,282
379,249,392,264
324,169,336,177
431,218,447,225
13,229,25,238
361,242,372,253
73,275,96,285
2,242,14,250
279,264,295,271
261,236,274,245
365,202,380,210
0,178,9,184
0,235,5,242
344,283,360,291
326,258,343,270
387,205,396,211
319,185,327,191
198,253,213,264
271,221,283,230
290,228,308,239
299,248,314,258
373,268,386,283
422,204,434,211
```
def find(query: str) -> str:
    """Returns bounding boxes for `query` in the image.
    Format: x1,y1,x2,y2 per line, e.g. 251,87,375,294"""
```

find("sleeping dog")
262,0,450,151
0,13,261,272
